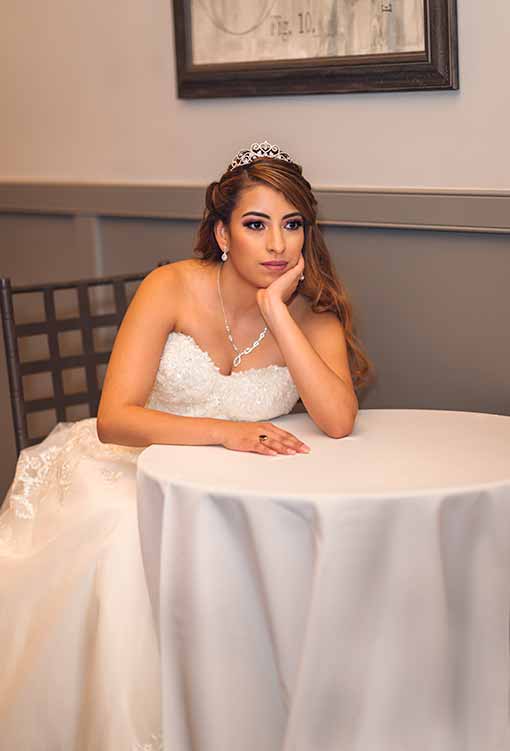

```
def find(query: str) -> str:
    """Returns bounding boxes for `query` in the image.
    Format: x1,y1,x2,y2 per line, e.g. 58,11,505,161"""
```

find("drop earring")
221,248,229,262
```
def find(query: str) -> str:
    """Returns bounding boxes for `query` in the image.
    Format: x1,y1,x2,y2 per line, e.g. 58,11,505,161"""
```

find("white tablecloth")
137,409,510,751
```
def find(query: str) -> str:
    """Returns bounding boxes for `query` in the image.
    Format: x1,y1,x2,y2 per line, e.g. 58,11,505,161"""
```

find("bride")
0,141,370,749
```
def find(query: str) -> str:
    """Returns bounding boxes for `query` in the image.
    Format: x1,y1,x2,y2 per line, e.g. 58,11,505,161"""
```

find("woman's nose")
267,227,285,253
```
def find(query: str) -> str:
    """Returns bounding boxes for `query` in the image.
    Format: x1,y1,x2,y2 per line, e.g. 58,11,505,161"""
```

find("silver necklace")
216,264,268,368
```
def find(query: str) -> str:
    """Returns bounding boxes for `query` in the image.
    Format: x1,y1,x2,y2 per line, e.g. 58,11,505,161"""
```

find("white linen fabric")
137,410,510,751
0,332,299,751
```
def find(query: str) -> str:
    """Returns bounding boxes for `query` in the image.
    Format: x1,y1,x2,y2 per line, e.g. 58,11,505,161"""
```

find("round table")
137,409,510,751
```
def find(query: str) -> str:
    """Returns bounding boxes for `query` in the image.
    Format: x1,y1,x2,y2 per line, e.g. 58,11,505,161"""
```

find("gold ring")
258,434,269,443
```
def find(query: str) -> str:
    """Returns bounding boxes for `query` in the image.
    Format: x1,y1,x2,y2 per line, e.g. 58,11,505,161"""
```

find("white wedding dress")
0,332,299,751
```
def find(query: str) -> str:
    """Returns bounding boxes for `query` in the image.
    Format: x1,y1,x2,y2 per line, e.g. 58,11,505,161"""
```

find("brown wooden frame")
173,0,458,98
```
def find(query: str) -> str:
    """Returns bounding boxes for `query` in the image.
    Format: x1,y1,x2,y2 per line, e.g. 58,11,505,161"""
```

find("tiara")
228,140,293,171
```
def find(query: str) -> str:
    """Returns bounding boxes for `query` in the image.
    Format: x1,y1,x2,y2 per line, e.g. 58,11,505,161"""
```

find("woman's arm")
97,265,223,446
257,257,358,438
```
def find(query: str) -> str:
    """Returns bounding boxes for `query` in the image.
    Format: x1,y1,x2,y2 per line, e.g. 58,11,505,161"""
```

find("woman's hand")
220,420,310,456
257,254,304,312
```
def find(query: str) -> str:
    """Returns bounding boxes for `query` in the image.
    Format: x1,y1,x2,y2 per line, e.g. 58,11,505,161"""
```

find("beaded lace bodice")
146,332,299,421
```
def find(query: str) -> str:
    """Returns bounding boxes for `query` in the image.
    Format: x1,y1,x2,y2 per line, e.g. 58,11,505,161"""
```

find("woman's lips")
261,261,288,270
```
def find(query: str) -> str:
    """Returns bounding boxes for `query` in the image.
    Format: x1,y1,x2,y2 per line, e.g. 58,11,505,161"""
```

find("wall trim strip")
1,182,509,234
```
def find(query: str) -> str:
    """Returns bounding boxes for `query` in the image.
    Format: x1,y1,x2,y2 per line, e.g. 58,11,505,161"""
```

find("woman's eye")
244,221,265,230
285,220,304,231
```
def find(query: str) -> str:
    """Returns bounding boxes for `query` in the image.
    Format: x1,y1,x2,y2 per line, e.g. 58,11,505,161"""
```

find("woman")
0,141,370,750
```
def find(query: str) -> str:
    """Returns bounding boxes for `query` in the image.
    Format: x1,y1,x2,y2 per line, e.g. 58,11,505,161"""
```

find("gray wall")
1,184,509,499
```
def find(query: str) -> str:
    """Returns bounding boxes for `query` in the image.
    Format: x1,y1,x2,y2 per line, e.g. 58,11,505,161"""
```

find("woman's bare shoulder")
139,258,208,296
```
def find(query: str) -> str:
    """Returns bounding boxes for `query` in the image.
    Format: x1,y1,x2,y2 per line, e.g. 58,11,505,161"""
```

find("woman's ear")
214,220,229,251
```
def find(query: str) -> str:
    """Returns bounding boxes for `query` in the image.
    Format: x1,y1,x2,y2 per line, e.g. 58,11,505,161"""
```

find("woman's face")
216,183,305,287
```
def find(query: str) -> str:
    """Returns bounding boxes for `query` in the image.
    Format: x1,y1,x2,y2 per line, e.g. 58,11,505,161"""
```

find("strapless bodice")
145,332,300,422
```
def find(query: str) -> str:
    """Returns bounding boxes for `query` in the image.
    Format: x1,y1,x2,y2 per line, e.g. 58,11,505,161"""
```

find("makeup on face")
220,185,305,281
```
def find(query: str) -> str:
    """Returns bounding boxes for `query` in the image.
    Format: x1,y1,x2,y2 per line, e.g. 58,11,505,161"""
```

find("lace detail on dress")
9,445,62,520
101,468,124,483
1,419,140,529
132,734,163,751
146,332,299,422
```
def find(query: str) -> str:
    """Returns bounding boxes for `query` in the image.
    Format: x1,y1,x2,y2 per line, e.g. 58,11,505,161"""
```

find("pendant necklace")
216,264,268,368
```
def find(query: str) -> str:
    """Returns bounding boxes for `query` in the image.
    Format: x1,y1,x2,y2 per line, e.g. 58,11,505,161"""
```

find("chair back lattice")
0,271,147,455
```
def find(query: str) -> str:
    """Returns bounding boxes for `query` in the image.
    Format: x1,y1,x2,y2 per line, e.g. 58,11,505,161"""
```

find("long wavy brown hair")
194,156,372,389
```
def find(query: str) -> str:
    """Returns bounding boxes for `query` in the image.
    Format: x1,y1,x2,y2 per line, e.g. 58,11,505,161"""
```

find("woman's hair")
194,157,372,389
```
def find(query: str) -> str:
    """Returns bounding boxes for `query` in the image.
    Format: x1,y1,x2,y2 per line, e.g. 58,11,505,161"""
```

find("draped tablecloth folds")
137,409,510,751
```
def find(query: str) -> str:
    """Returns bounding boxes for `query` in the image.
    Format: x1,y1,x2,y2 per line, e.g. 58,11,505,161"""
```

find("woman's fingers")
271,427,310,453
255,443,278,456
257,424,311,454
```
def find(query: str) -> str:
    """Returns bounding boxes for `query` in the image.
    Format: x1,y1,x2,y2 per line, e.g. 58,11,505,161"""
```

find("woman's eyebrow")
241,211,303,219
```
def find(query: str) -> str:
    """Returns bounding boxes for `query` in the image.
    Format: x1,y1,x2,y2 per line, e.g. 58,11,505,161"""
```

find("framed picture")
172,0,458,98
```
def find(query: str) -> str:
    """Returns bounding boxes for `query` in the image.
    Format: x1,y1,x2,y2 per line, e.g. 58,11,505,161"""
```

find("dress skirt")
0,419,162,751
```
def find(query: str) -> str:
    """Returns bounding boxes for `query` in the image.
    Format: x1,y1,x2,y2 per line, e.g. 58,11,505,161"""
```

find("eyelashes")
243,220,304,231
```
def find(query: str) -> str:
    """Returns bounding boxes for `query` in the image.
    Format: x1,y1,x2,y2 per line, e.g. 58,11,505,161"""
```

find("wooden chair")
0,271,149,456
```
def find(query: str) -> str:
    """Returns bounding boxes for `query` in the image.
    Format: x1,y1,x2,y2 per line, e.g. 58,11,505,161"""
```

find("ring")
258,434,269,443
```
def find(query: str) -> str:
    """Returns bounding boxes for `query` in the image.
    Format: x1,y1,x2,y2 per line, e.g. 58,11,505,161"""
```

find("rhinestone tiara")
228,140,294,171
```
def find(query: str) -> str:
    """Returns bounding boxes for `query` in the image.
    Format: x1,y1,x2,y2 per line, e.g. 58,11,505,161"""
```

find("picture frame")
172,0,458,98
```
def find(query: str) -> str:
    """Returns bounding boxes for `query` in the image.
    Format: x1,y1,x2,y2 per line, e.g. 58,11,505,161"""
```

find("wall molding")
1,182,510,234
